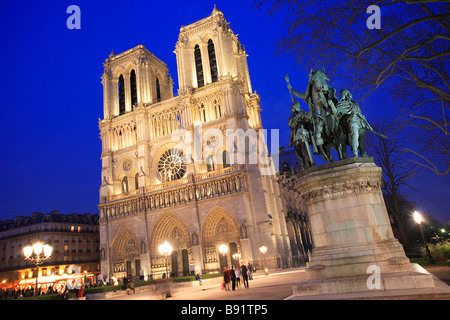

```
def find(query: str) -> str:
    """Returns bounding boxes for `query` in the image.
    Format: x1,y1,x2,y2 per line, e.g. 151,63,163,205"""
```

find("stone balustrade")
99,165,247,221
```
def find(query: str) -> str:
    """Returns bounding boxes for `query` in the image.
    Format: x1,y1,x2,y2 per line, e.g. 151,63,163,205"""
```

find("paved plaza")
102,266,450,300
105,268,306,300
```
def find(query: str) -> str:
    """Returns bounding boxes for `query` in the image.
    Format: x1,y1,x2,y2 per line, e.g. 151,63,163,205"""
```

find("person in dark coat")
223,267,230,291
241,264,249,288
230,266,236,291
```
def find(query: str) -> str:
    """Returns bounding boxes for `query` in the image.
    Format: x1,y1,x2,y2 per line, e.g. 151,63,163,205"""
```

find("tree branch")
403,147,450,175
354,15,450,59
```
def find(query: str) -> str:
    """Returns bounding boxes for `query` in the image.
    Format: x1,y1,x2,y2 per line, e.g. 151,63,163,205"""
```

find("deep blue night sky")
0,1,448,222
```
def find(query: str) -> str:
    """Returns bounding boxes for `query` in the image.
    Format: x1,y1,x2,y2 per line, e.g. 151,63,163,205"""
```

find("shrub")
421,240,450,263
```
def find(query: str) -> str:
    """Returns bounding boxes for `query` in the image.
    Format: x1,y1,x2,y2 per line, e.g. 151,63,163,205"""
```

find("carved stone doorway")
149,211,192,278
110,226,141,279
202,207,241,272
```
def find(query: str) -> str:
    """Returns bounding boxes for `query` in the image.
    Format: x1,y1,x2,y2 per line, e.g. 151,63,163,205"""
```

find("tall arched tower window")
156,78,161,102
199,104,206,123
130,70,137,107
118,75,125,115
208,39,218,83
194,45,204,88
213,100,222,119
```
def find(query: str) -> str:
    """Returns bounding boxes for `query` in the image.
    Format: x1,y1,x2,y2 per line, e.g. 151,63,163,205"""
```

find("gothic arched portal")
149,211,192,277
202,207,241,272
110,226,141,278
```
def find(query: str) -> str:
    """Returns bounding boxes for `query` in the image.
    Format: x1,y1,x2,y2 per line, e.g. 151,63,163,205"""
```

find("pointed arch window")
194,45,204,88
199,104,207,123
214,99,222,119
206,155,215,172
156,77,161,102
134,173,139,190
208,39,218,83
118,75,125,115
222,150,231,168
122,176,129,193
130,70,137,107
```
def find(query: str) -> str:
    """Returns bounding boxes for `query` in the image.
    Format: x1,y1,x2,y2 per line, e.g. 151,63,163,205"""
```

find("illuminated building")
0,211,100,290
98,6,299,280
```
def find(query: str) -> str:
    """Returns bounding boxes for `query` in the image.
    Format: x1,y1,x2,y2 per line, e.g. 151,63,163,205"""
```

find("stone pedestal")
291,158,440,298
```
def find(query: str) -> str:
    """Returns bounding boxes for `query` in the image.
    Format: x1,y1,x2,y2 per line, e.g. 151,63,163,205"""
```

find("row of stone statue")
285,68,386,169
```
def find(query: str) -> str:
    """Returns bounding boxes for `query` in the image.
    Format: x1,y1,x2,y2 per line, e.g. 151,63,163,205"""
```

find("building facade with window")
0,211,100,290
98,7,305,281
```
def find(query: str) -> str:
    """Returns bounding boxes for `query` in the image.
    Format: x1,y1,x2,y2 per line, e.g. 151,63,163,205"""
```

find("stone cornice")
103,45,168,72
295,158,383,202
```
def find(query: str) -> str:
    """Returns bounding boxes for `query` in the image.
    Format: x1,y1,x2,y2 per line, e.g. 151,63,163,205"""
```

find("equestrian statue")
284,68,387,169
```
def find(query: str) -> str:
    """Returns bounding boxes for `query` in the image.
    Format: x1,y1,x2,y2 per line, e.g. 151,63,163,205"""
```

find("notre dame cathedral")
98,6,312,280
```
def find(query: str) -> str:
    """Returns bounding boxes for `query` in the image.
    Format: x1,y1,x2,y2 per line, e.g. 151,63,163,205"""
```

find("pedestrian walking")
247,263,253,280
241,264,249,288
223,267,230,291
235,267,241,289
230,266,236,291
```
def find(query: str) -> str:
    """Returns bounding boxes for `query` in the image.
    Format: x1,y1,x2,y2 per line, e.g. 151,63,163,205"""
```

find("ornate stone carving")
301,179,381,202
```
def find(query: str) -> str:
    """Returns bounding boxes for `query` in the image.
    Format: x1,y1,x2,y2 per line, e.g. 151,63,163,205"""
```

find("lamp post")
23,242,52,300
232,253,241,266
158,240,173,298
413,211,435,265
218,244,228,270
259,244,268,276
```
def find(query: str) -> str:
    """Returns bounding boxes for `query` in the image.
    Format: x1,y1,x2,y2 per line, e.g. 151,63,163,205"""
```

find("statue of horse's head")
308,67,330,92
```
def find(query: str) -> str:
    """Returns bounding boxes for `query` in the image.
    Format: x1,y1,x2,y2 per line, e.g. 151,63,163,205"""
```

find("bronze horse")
288,68,346,163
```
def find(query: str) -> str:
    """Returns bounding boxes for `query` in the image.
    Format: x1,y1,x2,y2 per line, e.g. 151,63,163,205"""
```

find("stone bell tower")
101,46,174,120
174,5,252,95
173,6,262,130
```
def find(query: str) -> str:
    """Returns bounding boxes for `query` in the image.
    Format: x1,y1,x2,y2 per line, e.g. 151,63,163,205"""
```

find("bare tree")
366,117,418,247
255,0,450,175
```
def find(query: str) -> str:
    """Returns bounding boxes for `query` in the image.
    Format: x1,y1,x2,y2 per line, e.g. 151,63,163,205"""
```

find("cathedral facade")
98,7,306,280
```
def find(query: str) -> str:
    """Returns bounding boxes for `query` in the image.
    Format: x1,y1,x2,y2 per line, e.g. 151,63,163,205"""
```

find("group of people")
222,263,254,291
0,281,71,300
0,287,40,299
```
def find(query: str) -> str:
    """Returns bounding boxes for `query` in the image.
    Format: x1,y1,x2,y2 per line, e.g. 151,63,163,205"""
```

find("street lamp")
232,253,241,265
413,211,435,265
23,242,52,300
158,240,173,298
259,244,268,275
218,244,228,269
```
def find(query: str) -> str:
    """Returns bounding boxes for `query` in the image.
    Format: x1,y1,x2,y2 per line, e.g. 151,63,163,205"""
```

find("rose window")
157,148,187,182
